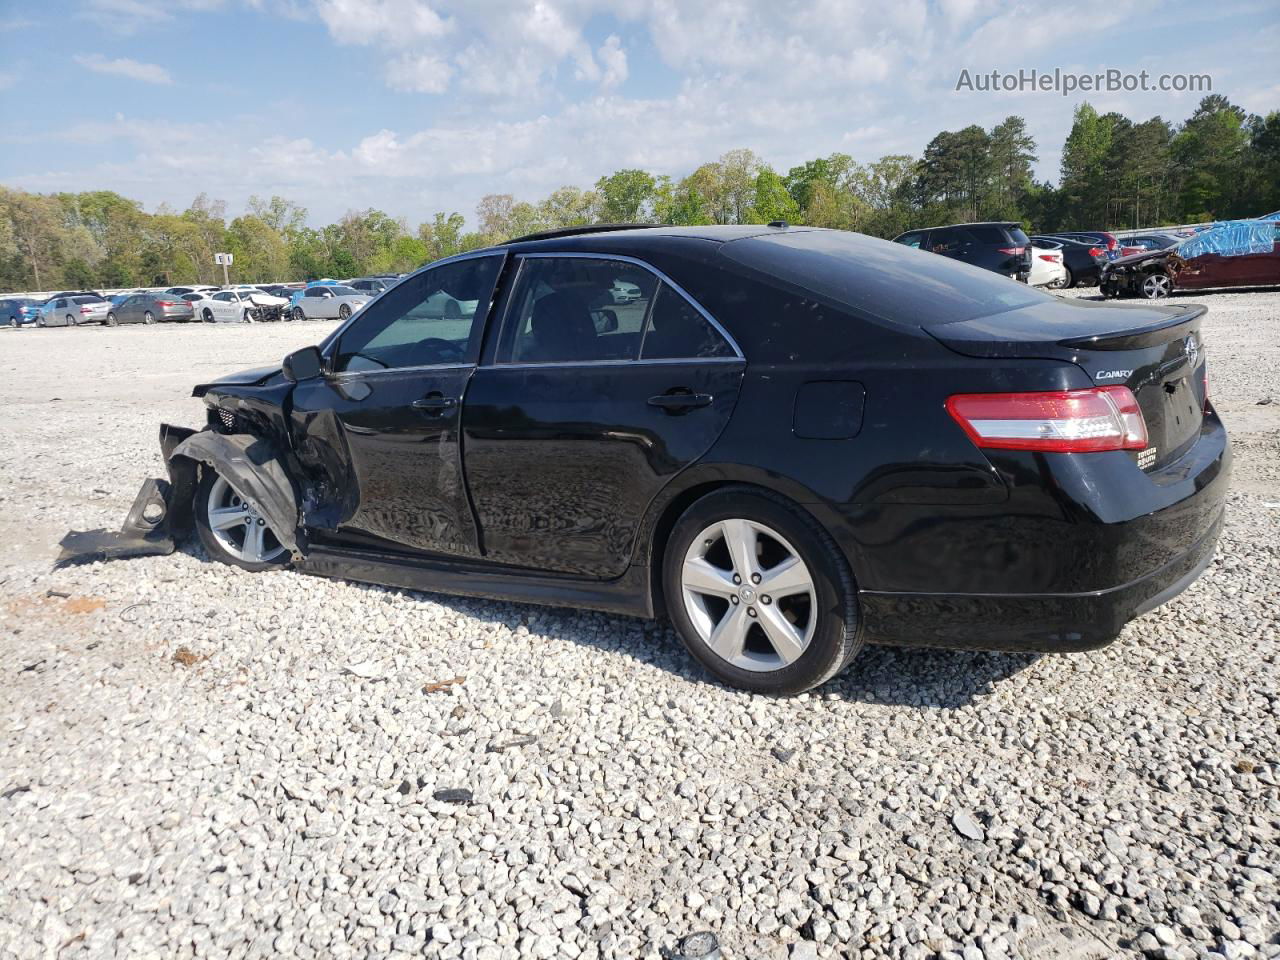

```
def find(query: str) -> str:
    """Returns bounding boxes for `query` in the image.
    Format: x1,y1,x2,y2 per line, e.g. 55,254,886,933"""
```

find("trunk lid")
930,298,1208,470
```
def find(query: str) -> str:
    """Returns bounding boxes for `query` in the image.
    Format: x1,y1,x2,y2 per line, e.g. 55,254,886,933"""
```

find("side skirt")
296,545,655,619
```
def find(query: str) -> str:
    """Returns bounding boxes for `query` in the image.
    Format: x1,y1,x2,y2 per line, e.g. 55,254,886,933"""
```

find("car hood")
1108,248,1172,268
247,294,288,305
191,363,283,397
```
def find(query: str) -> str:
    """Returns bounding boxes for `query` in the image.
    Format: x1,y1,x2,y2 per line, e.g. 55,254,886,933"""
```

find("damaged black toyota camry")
67,224,1230,694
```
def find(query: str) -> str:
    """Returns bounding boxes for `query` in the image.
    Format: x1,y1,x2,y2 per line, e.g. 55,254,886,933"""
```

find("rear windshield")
719,229,1045,327
72,295,104,304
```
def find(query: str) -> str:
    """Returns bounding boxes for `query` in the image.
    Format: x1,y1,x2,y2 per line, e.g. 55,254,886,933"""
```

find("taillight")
79,305,92,313
1088,247,1105,259
997,246,1025,256
1037,254,1058,262
946,386,1148,453
155,300,176,307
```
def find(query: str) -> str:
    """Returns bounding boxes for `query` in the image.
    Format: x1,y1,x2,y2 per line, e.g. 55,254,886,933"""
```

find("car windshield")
720,229,1045,328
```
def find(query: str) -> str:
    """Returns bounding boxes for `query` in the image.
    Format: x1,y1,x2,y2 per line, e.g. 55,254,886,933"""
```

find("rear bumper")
858,506,1223,651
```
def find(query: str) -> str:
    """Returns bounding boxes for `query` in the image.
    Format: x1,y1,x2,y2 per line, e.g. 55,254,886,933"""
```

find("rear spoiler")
1058,304,1206,351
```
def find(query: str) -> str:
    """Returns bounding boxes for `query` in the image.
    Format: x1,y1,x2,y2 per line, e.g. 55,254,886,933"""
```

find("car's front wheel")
338,303,352,320
662,488,861,694
292,306,305,322
1140,272,1172,299
194,469,290,572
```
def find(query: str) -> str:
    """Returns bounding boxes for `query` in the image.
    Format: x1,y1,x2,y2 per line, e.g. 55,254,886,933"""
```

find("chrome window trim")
491,251,744,366
330,362,474,381
320,249,508,358
491,357,744,371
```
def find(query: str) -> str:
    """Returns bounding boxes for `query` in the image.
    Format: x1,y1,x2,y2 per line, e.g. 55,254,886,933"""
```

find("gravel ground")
0,290,1277,960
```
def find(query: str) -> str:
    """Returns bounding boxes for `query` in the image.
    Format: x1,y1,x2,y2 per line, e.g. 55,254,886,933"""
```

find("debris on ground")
171,647,207,667
951,808,986,841
422,675,465,693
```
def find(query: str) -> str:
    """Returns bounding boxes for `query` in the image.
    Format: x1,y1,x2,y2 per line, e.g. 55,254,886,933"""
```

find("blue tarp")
1178,219,1278,258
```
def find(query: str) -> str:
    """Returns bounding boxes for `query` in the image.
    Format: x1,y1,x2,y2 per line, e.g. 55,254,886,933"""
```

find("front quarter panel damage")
56,424,305,567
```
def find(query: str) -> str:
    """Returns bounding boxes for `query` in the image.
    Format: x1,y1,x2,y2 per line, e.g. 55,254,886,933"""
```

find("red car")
1101,220,1280,299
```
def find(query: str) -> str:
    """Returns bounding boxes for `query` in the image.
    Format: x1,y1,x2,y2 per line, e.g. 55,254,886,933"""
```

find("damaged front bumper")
57,423,304,567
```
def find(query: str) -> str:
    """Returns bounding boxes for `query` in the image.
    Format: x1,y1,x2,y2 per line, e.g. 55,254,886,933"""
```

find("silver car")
105,292,195,325
294,284,370,320
40,294,110,327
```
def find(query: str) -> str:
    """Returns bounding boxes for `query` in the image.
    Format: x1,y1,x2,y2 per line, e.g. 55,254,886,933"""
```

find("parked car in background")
1102,219,1280,299
346,277,397,295
1,297,42,327
258,284,301,300
40,294,110,326
1043,231,1121,260
1028,236,1109,288
200,289,289,322
164,285,219,298
1116,234,1181,253
1027,245,1067,288
291,284,370,320
106,292,195,325
892,222,1032,281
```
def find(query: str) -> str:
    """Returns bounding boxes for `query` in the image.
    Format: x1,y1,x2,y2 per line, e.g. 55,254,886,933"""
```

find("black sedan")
91,225,1229,694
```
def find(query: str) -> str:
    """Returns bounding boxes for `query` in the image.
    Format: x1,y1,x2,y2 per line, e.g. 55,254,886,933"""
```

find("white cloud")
313,0,451,46
0,72,16,92
597,35,627,90
385,53,454,93
73,54,173,84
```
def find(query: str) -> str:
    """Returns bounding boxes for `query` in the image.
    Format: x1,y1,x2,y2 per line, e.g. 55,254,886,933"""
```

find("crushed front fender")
56,423,305,567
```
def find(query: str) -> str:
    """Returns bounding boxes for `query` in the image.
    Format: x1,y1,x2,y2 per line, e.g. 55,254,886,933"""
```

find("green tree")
594,169,656,222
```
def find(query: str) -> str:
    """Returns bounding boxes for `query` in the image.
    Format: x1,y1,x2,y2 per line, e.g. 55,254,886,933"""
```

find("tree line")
2,94,1276,293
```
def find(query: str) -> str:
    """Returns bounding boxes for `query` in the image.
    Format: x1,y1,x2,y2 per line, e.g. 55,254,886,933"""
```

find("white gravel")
1,292,1277,960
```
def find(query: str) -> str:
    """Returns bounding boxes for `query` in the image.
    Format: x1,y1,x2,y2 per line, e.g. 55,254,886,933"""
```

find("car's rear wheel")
202,308,214,323
1057,266,1074,289
8,317,16,327
194,470,289,572
106,313,118,326
662,488,861,694
65,314,76,326
143,310,156,324
339,303,352,320
1140,273,1172,299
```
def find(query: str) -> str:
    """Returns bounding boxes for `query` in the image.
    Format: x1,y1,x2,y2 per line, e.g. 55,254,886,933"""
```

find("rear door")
290,254,505,558
462,254,745,578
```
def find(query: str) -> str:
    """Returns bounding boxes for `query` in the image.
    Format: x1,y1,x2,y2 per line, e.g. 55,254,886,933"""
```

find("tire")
243,310,254,324
106,313,118,327
1054,266,1073,289
193,468,290,572
1140,272,1172,300
203,308,214,323
9,316,18,327
662,487,861,694
338,303,352,320
292,306,305,322
143,311,156,325
65,314,76,327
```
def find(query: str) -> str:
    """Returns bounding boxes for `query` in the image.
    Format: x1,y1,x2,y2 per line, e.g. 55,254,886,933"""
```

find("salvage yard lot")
0,290,1277,959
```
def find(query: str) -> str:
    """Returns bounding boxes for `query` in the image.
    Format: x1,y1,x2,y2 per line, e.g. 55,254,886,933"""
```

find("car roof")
500,224,809,253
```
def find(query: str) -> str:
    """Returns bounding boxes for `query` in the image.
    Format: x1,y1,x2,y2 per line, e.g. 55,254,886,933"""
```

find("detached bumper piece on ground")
57,224,1231,694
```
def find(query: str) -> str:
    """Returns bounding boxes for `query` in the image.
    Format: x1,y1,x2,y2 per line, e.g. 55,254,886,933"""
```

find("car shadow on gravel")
824,645,1043,708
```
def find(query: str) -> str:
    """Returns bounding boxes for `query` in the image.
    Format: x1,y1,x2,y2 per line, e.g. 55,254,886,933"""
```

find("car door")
208,292,232,321
462,253,746,579
289,253,506,558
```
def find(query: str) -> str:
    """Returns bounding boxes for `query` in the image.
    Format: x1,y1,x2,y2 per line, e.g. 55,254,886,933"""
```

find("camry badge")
1184,334,1199,366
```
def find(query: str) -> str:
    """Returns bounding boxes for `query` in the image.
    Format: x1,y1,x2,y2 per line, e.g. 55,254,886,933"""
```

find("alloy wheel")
681,518,816,672
1142,274,1171,299
339,303,352,320
205,475,287,564
144,311,156,324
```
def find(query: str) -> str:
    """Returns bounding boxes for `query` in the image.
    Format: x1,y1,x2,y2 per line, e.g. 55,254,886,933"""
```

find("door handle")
412,394,457,413
648,391,713,412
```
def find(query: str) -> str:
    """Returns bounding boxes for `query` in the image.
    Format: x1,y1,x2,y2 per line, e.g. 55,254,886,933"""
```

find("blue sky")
1,0,1276,227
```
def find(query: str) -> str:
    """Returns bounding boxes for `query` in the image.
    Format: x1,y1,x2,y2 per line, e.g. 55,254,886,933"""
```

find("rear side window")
967,226,1009,245
720,230,1044,328
1006,226,1030,246
500,257,656,363
894,231,927,249
641,285,735,360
